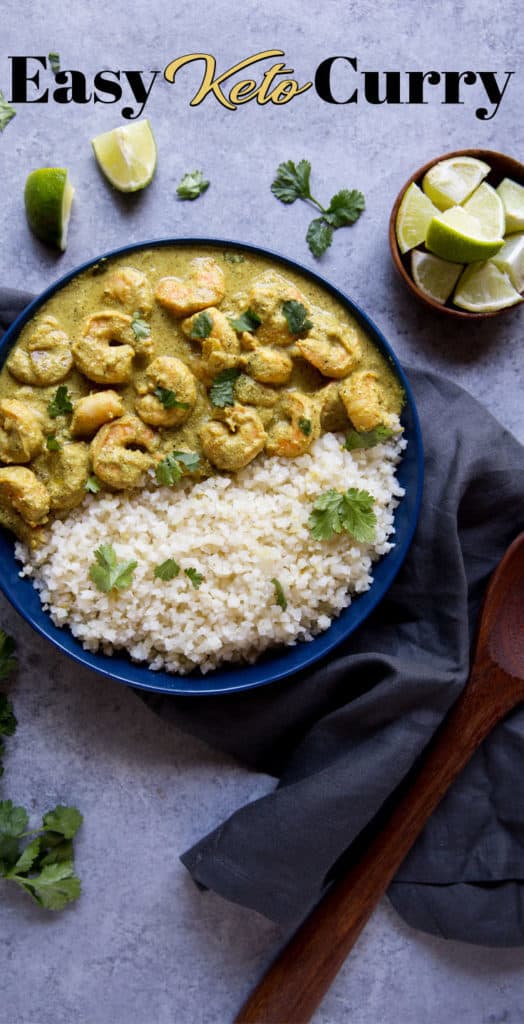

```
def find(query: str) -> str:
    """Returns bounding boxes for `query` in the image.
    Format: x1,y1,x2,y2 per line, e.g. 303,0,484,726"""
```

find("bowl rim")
0,236,424,696
389,148,524,320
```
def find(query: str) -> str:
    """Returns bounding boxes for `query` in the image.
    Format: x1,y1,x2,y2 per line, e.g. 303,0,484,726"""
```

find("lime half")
463,182,505,239
496,177,524,233
422,156,490,211
24,168,74,251
453,261,523,312
91,119,157,193
426,207,504,263
395,183,438,254
491,232,524,292
411,250,463,304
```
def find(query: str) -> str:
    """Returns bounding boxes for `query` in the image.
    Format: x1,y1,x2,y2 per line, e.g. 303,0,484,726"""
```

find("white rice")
15,432,405,675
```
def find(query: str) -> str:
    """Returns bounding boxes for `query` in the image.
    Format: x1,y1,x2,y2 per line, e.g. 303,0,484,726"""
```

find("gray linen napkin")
2,291,524,946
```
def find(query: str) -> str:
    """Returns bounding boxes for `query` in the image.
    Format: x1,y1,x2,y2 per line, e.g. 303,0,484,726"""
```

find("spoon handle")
235,658,522,1024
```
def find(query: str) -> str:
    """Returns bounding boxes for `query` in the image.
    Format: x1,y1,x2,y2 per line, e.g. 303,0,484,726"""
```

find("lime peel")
426,206,504,263
24,168,74,251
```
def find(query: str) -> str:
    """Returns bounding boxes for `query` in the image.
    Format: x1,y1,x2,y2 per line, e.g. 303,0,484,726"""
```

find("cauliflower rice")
15,432,405,674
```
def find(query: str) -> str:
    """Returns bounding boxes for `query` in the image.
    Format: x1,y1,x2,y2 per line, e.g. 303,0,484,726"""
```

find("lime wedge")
24,168,74,251
491,232,524,292
426,207,504,263
453,261,523,312
496,177,524,233
395,183,438,254
422,156,490,211
462,182,505,239
411,250,463,304
91,119,157,192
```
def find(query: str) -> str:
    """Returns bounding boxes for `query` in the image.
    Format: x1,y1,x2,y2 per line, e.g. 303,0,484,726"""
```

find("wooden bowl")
389,149,524,320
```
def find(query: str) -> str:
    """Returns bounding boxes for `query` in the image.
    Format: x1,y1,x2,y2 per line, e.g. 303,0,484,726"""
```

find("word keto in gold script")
164,50,312,109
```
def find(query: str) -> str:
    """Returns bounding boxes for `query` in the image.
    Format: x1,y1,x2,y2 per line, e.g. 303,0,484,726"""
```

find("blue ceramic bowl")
0,238,423,696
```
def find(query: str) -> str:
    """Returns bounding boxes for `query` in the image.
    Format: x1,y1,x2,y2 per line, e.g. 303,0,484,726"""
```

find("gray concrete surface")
0,1,523,1022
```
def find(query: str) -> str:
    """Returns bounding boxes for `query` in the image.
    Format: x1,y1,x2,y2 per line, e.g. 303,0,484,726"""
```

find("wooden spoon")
235,532,524,1024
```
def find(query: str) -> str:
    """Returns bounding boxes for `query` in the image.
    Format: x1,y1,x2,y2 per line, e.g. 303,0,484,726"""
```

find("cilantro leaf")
0,800,29,837
190,311,213,339
153,387,190,410
271,159,312,204
131,311,151,340
343,425,394,450
209,367,240,408
229,309,262,333
17,860,81,911
308,488,376,543
271,578,287,611
48,52,60,74
155,450,200,486
10,837,41,875
85,475,101,494
185,567,204,589
0,631,17,680
46,434,61,451
324,189,366,228
298,417,312,437
89,543,137,593
47,385,73,418
176,170,210,200
306,218,334,257
282,300,313,335
154,558,180,581
0,90,16,133
42,806,83,839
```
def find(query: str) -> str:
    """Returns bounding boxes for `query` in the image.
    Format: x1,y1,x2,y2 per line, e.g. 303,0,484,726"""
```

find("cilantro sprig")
343,425,395,451
282,300,313,335
209,367,240,408
0,800,82,910
190,311,213,339
308,488,376,543
185,567,204,589
271,159,365,257
229,309,262,334
153,387,190,410
47,385,73,418
176,170,210,200
154,559,180,581
131,312,151,341
89,544,137,593
0,90,16,133
155,450,200,486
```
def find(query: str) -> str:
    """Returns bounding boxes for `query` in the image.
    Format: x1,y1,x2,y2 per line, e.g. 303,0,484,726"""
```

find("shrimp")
0,466,50,526
103,266,153,314
200,404,266,471
135,356,197,427
181,307,239,382
247,271,310,346
0,399,44,464
71,390,125,437
265,392,320,458
7,316,73,387
240,346,293,385
155,257,225,317
296,311,362,379
90,414,159,489
339,370,395,432
72,310,154,385
34,442,90,512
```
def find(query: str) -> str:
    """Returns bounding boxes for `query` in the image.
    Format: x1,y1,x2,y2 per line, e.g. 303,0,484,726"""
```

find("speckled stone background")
0,2,523,1022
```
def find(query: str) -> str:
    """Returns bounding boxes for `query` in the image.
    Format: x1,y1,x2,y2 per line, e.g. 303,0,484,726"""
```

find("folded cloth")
1,290,523,946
